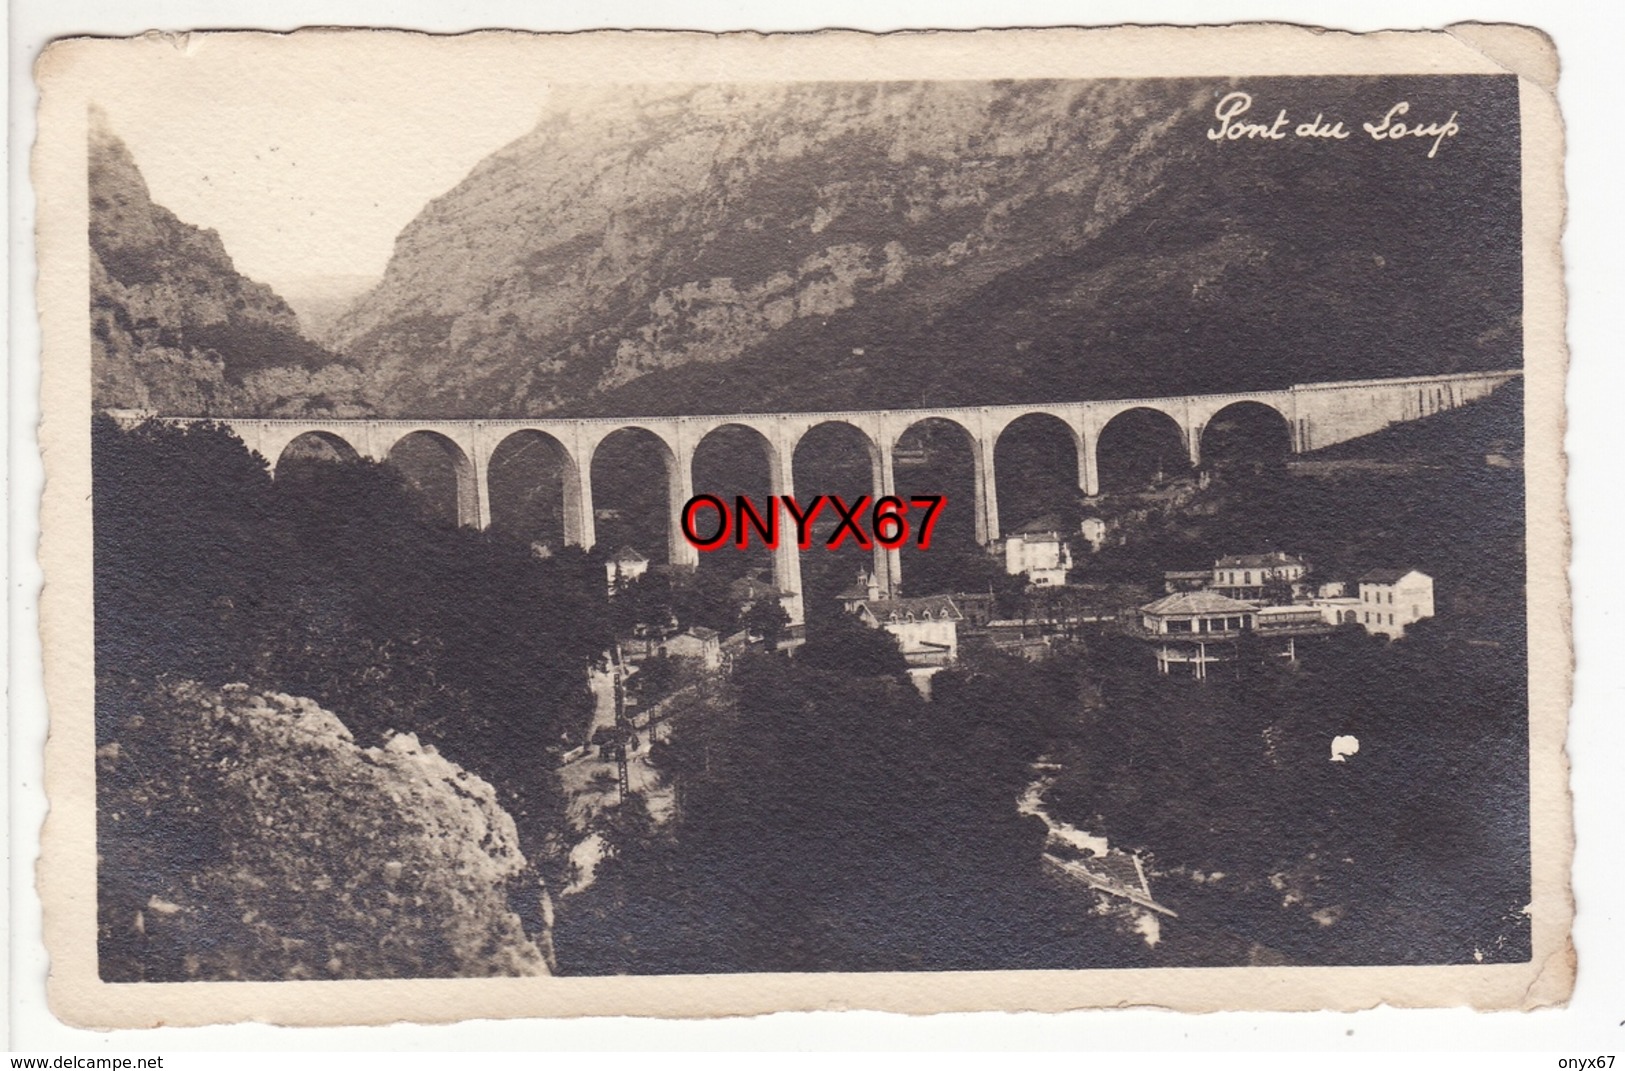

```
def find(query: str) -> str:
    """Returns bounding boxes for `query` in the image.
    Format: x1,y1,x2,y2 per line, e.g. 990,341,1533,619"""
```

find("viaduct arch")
486,429,580,549
118,368,1519,627
1198,400,1294,468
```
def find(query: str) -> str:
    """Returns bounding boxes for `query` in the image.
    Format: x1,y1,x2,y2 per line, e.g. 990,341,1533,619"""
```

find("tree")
1260,575,1295,605
740,597,790,651
798,609,909,680
92,416,609,859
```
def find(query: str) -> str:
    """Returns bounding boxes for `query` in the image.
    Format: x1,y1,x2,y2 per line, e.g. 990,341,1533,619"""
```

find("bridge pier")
359,422,389,464
870,436,902,597
766,430,805,627
973,423,1001,547
470,427,494,530
1080,432,1101,497
668,438,699,570
567,454,596,549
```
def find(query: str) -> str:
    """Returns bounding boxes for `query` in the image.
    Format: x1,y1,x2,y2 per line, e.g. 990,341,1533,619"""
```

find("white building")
1212,551,1306,600
1357,568,1435,638
1136,590,1258,680
1079,516,1107,553
1137,590,1332,678
854,594,964,667
606,546,649,593
1308,595,1363,627
1003,515,1073,587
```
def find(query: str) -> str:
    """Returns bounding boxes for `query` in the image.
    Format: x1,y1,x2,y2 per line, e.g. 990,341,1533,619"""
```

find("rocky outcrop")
331,77,1521,418
90,114,367,416
97,680,549,981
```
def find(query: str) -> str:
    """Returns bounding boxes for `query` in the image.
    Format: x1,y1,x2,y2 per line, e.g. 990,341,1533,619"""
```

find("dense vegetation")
553,605,1528,973
554,628,1149,974
93,417,611,844
1048,626,1529,966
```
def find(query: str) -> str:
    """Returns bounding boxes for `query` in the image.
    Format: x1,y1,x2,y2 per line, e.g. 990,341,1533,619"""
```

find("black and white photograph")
30,24,1572,1026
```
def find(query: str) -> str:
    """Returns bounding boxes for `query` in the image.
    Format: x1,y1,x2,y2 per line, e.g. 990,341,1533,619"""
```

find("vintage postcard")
34,24,1571,1026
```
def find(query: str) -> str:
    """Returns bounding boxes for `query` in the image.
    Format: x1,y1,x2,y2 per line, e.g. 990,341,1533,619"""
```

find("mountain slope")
332,76,1523,418
89,116,368,416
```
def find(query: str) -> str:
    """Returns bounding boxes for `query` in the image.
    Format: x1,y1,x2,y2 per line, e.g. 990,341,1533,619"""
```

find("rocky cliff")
97,680,550,981
332,76,1522,418
90,116,368,416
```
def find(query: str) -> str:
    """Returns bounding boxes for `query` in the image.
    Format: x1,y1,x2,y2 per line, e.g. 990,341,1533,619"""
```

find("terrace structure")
1135,589,1333,679
1136,590,1258,680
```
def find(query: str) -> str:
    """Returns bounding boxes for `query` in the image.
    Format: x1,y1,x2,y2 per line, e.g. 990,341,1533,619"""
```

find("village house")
1135,551,1434,674
950,590,997,628
1002,515,1074,587
1212,551,1306,601
660,625,722,671
1357,568,1435,638
853,593,965,668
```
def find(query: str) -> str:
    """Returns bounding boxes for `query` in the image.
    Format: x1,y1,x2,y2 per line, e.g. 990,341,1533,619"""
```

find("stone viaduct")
114,368,1518,626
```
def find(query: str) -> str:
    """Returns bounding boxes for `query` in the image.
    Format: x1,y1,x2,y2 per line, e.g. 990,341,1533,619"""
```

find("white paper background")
9,0,1622,1054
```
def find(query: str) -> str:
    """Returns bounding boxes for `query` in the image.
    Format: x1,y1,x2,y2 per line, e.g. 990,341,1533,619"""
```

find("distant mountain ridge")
331,77,1522,419
278,274,381,345
89,114,369,416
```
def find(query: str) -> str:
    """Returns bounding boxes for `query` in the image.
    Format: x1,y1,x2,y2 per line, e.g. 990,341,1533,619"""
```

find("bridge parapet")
1289,368,1518,452
1289,368,1520,393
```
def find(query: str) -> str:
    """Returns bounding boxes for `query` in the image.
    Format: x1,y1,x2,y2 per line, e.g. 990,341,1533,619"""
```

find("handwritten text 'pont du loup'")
1207,91,1460,158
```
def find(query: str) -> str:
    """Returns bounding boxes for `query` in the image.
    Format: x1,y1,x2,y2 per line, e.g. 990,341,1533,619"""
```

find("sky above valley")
95,33,552,297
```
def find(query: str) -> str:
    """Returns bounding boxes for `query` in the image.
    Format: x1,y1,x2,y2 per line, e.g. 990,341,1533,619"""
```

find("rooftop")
1359,567,1428,585
1256,604,1324,617
1215,551,1305,570
859,594,965,623
1010,514,1066,537
1140,590,1258,617
611,545,648,564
